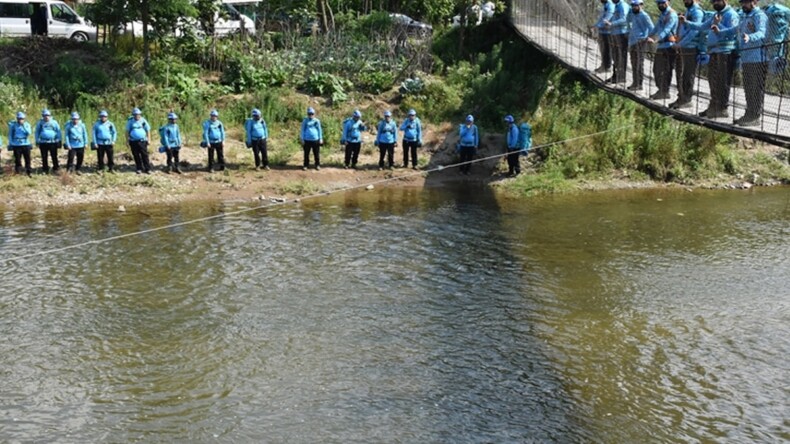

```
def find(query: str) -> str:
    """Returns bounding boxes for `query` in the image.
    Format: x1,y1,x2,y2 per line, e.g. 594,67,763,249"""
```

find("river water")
0,185,788,442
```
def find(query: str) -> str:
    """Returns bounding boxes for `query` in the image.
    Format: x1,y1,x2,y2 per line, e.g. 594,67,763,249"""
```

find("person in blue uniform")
92,110,117,173
647,0,679,100
245,108,269,170
400,109,423,169
300,107,323,170
125,107,152,174
594,0,615,73
504,115,521,176
458,115,479,175
161,112,183,173
64,111,89,174
202,109,226,172
671,0,705,108
8,112,32,176
604,0,630,83
34,109,61,174
375,110,398,170
627,0,654,91
734,0,767,126
340,110,366,169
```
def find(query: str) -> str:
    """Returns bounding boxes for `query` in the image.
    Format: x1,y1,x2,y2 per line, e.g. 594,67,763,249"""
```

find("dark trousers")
403,140,419,167
67,148,85,171
378,142,394,168
598,34,612,69
208,142,225,170
506,150,521,174
708,52,736,112
676,48,698,103
344,142,360,167
130,140,151,172
303,140,320,167
609,34,628,82
39,142,59,172
459,146,476,173
12,146,32,174
629,42,647,87
742,62,767,118
251,139,268,167
165,147,180,167
654,47,677,94
97,144,114,171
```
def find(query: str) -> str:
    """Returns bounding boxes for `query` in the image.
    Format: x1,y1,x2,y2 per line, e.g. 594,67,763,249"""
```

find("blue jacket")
64,121,89,149
765,3,790,57
459,124,479,147
160,123,182,149
35,118,61,144
651,8,679,48
739,7,768,63
629,10,654,46
400,117,422,143
596,0,614,35
92,120,117,145
678,3,704,49
686,5,739,53
202,119,225,144
341,118,366,144
7,121,32,147
376,120,398,145
245,118,268,144
125,117,150,142
506,124,519,150
609,0,630,35
300,117,322,143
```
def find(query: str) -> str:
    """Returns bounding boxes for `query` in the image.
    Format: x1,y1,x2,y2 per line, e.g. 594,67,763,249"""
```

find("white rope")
1,122,638,265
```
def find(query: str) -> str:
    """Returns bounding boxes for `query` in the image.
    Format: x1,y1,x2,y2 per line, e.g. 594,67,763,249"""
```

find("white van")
0,0,96,41
122,2,254,37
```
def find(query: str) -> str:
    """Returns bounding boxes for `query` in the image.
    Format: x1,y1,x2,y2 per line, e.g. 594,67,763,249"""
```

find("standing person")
8,112,32,176
735,0,767,126
125,107,152,174
244,108,269,170
300,107,323,170
764,0,790,63
457,115,479,175
627,0,655,91
400,109,423,169
64,112,89,174
161,112,183,173
340,110,366,169
647,0,679,100
681,0,739,118
594,0,615,73
34,109,61,174
504,115,521,176
671,0,705,109
375,110,398,170
202,109,226,172
604,0,630,84
92,110,117,173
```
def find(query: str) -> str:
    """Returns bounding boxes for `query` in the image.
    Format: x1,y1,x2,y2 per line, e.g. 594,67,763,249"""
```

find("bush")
38,55,111,107
300,71,351,103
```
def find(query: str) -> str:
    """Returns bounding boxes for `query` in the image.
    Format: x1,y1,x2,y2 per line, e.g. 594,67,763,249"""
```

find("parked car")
118,2,254,38
0,0,96,41
389,13,432,37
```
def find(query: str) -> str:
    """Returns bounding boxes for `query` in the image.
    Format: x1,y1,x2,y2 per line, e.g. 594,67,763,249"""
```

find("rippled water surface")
1,186,788,442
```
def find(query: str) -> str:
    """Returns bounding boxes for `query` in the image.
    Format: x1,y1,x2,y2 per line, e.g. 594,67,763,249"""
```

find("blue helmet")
504,115,514,123
408,109,417,116
71,112,80,120
251,108,261,117
353,110,362,118
168,112,178,120
99,110,108,118
42,109,51,117
132,107,142,115
210,109,219,117
307,107,315,115
384,110,392,117
16,112,26,119
466,115,474,122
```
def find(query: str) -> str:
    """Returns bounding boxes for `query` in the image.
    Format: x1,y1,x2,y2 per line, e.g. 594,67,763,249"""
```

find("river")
1,186,788,442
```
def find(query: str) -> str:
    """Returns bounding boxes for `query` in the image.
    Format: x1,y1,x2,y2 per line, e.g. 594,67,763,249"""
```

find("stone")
366,185,374,190
117,205,126,212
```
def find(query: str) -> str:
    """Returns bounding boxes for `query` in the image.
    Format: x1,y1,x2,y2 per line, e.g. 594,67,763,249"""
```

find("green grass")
276,179,322,196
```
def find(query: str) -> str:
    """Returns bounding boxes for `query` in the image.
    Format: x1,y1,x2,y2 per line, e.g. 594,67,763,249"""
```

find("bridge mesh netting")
509,0,790,146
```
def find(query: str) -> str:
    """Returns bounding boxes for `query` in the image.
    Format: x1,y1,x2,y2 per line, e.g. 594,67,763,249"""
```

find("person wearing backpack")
400,109,422,169
245,108,269,170
647,0,679,100
375,110,398,170
458,115,479,175
160,112,183,173
504,115,521,176
64,112,89,175
92,110,117,173
34,109,61,174
734,0,767,126
671,0,705,109
126,107,152,174
202,109,226,172
8,112,32,176
341,110,366,169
